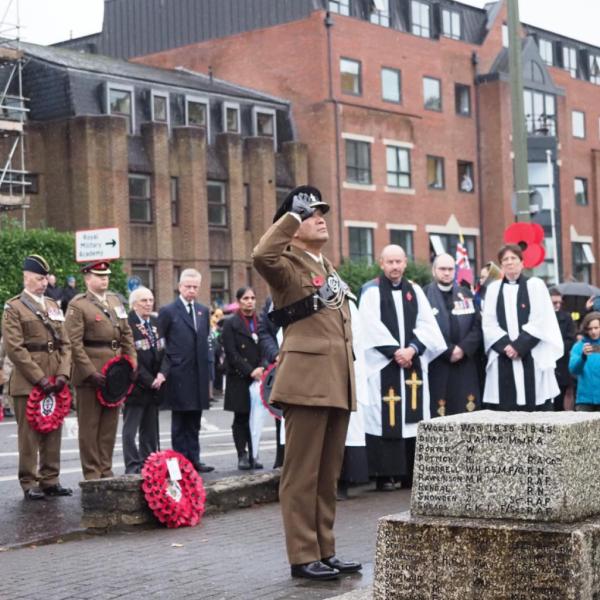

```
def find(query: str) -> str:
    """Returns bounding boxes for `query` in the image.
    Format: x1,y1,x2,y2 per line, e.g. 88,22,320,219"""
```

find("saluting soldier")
65,261,136,480
1,255,72,500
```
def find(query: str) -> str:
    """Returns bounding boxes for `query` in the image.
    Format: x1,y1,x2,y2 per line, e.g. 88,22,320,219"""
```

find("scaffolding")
0,0,29,221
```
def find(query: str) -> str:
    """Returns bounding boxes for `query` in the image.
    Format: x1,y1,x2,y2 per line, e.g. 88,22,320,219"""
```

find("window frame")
572,110,586,139
563,46,578,78
210,267,230,306
388,228,415,261
524,89,556,136
575,177,589,206
170,176,179,226
426,155,445,190
223,101,241,134
381,67,402,104
370,0,390,27
345,138,372,186
457,160,475,194
131,264,155,291
340,57,362,96
454,83,471,116
150,90,170,128
252,106,277,149
348,226,375,264
572,242,594,283
411,0,431,38
328,0,349,15
185,95,210,137
423,76,442,111
207,180,227,227
441,8,461,40
128,173,152,224
107,83,135,134
538,38,554,66
386,145,412,190
589,54,600,85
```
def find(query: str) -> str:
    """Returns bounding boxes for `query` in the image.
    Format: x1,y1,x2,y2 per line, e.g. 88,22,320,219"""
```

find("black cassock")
424,283,483,416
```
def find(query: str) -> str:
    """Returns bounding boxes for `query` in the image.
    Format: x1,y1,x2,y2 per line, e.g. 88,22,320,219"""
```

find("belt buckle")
47,341,54,353
111,340,119,351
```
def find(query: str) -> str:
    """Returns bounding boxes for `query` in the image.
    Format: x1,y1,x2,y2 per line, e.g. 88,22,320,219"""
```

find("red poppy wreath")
26,377,72,433
141,450,206,528
96,354,135,408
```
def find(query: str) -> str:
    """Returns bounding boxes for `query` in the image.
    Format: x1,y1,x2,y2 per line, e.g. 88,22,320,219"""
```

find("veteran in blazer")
2,255,72,499
253,185,360,581
65,260,136,480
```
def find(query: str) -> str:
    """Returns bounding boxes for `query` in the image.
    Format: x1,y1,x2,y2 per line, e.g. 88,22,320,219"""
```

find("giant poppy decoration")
141,450,206,528
503,222,546,268
26,377,72,433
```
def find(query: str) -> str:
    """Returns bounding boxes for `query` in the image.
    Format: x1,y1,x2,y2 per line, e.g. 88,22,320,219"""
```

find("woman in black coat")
222,287,264,470
123,286,168,474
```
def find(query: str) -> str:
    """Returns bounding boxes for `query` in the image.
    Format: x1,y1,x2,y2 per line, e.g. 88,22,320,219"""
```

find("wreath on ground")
141,450,206,528
26,377,72,433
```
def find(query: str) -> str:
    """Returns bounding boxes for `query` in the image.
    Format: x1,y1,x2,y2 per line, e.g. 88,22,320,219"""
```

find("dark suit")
158,298,210,468
122,312,167,473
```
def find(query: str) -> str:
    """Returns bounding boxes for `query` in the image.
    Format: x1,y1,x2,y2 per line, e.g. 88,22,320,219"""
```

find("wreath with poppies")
96,354,136,408
260,362,283,420
141,450,206,528
26,377,72,433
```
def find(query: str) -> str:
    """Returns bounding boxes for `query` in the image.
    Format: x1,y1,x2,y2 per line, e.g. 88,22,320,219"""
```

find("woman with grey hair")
123,286,167,473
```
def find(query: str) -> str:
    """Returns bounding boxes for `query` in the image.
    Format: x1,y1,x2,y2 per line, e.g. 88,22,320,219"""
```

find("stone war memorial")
373,411,600,599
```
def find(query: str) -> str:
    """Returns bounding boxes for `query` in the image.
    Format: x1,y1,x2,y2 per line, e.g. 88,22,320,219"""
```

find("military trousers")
14,395,62,491
76,386,120,480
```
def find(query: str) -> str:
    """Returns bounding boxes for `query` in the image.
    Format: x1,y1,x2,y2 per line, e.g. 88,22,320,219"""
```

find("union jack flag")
455,233,470,270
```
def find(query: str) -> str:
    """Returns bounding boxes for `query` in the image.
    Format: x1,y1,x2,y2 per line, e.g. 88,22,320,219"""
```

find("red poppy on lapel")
95,314,102,321
312,275,325,287
405,291,413,302
197,310,202,316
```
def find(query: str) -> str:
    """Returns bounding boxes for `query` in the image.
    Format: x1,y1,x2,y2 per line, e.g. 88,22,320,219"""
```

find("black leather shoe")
23,487,45,500
322,556,362,574
290,561,339,580
43,484,73,497
251,460,263,470
196,463,215,473
376,477,395,492
238,455,251,470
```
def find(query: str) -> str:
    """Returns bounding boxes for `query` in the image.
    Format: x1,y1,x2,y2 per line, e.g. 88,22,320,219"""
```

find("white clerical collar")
90,291,107,303
437,283,453,292
304,251,324,266
24,289,45,308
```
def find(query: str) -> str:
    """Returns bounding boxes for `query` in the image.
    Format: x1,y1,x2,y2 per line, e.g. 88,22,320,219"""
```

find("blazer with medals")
157,298,210,412
65,291,137,386
2,293,71,396
127,312,168,406
222,312,264,413
252,213,356,411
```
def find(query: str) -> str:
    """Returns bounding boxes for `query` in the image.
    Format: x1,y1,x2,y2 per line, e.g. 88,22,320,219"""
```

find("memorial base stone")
374,511,600,600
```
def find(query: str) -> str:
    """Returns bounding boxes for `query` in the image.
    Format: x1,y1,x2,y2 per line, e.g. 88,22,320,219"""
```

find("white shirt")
179,295,196,328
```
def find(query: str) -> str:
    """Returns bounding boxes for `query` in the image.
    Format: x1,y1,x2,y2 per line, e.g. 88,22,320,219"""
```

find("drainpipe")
472,50,485,266
325,11,344,263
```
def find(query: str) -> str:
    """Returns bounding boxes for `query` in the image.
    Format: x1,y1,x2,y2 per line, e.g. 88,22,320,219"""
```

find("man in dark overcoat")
253,185,361,581
158,268,214,473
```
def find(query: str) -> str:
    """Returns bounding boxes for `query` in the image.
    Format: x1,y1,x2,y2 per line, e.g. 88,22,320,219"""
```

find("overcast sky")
0,0,598,47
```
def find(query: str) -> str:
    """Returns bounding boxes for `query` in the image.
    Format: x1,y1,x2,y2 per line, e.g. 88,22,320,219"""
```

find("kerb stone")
411,410,600,522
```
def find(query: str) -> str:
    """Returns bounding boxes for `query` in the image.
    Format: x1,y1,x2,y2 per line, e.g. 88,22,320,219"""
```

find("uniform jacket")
1,293,71,396
252,213,356,410
569,337,600,405
222,312,263,413
65,291,137,387
158,298,210,411
127,311,168,406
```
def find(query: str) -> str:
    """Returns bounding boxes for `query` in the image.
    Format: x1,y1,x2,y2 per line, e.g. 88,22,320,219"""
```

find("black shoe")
196,463,215,473
376,477,395,492
251,459,263,470
238,455,251,470
23,487,45,500
291,561,340,580
337,481,349,501
322,556,362,574
43,484,73,497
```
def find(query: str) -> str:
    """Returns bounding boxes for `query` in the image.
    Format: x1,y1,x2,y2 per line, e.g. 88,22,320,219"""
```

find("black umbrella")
556,282,600,297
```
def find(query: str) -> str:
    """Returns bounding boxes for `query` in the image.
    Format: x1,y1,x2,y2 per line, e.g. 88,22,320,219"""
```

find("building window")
429,233,477,273
170,177,179,226
370,0,389,27
572,110,585,139
328,0,349,15
345,139,371,185
411,1,430,38
502,24,509,48
575,178,588,206
563,46,578,78
442,9,461,40
572,243,594,283
589,54,600,85
108,85,134,134
223,102,240,133
185,96,209,134
151,91,169,126
129,174,151,223
423,77,441,111
538,39,553,66
340,58,361,95
524,89,556,135
389,229,414,261
210,267,230,306
427,156,445,190
207,181,227,226
349,227,374,264
131,264,155,291
381,68,401,103
243,183,251,231
252,107,276,140
455,84,471,116
386,146,411,189
173,266,181,297
458,161,474,193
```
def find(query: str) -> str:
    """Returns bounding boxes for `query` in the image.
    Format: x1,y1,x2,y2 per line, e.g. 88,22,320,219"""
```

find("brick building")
63,0,600,283
7,41,307,306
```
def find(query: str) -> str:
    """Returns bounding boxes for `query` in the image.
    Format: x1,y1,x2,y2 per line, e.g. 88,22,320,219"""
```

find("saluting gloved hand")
290,192,316,221
53,375,68,393
37,376,54,395
87,372,106,388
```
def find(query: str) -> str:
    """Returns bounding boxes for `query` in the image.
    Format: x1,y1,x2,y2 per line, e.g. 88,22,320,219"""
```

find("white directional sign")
75,227,120,262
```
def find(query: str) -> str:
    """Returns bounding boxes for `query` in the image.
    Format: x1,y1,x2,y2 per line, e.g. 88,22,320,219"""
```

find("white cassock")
482,278,563,406
359,282,446,439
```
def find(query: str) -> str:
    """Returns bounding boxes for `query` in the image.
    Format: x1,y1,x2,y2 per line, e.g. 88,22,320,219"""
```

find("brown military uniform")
1,292,71,491
65,291,136,480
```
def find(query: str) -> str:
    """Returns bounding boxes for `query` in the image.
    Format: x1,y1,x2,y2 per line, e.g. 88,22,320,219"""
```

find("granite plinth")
374,511,600,600
411,410,600,522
